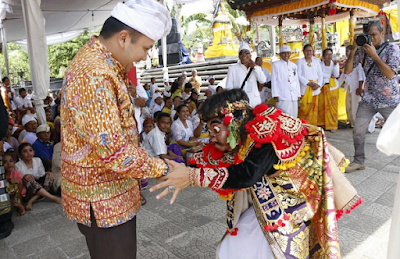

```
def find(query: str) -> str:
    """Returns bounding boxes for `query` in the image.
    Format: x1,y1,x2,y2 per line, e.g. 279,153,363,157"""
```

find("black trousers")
78,208,137,259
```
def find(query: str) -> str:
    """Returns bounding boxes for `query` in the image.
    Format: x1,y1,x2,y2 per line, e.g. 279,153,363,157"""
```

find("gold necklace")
306,59,312,67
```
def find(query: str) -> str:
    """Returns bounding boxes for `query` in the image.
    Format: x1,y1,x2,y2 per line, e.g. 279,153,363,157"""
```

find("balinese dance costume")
189,101,362,258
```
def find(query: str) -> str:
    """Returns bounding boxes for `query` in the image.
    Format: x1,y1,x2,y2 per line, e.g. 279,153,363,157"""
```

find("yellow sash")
301,80,317,105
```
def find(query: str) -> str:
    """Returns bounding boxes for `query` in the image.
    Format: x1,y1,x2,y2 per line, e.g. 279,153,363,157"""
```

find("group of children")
3,143,62,216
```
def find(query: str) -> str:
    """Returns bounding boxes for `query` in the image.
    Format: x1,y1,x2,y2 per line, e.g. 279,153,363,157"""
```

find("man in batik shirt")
60,1,172,258
345,21,400,173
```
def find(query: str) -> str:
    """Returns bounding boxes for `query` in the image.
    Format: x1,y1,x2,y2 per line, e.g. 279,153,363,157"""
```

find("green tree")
47,30,93,78
0,43,30,84
222,0,255,42
181,13,212,50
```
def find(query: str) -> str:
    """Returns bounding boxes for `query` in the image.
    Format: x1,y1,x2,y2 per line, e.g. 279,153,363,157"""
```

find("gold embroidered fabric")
60,36,166,228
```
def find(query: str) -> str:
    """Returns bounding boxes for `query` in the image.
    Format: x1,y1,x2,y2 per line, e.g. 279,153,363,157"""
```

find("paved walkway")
1,127,399,259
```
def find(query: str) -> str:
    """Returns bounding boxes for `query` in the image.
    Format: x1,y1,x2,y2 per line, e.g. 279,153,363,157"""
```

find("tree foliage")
0,30,94,84
0,43,30,84
47,31,93,78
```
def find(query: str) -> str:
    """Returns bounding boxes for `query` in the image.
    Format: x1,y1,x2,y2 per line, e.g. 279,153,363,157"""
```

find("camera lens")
356,35,367,46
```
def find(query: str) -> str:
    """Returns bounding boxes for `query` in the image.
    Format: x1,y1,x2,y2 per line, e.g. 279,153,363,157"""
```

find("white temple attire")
225,61,266,107
260,67,272,103
22,132,38,145
208,84,217,95
321,60,340,90
297,57,324,96
152,103,163,117
342,64,365,126
15,157,46,178
376,104,400,259
171,119,194,143
15,95,33,110
133,81,148,133
150,83,159,97
271,59,301,117
144,126,167,158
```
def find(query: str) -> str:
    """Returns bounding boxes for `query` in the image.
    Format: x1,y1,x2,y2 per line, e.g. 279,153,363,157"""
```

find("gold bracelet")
189,168,197,187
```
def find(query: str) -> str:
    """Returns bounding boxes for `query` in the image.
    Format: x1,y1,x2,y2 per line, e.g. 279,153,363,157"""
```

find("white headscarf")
22,114,36,126
111,0,172,42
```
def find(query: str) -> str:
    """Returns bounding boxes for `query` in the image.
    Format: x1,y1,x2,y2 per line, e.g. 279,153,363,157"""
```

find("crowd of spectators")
0,84,63,217
136,70,217,168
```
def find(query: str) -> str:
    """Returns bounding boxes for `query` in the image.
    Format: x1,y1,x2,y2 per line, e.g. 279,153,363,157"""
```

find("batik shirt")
353,42,400,108
60,36,166,228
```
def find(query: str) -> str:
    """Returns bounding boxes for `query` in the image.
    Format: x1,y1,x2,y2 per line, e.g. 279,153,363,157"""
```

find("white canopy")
0,0,121,124
0,0,120,42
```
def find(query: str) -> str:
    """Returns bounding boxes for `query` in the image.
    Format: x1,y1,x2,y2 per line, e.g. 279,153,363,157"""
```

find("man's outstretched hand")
149,160,192,204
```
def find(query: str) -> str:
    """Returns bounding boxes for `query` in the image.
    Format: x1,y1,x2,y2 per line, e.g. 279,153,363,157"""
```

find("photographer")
344,21,400,173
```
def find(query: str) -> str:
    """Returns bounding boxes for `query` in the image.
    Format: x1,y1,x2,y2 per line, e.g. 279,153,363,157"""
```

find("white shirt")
321,60,340,90
297,57,324,96
15,157,46,178
208,84,217,95
182,91,191,101
171,109,177,121
271,60,301,101
261,67,271,82
144,126,167,158
343,63,365,93
133,82,149,133
152,103,163,117
150,83,159,97
15,96,33,110
225,61,266,107
22,132,38,145
171,119,194,142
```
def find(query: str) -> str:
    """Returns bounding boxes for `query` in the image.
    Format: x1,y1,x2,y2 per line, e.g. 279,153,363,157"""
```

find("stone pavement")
1,127,399,259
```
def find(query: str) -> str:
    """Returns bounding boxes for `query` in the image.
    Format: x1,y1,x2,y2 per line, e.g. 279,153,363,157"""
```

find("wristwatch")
162,160,170,176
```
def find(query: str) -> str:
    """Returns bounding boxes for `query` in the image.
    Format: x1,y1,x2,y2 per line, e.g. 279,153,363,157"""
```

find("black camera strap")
241,67,254,90
362,42,388,78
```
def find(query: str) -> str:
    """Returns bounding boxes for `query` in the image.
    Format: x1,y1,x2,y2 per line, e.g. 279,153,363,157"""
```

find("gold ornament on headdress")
220,100,251,116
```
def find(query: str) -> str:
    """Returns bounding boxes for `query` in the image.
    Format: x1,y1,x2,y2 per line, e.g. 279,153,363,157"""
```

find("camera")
356,35,372,46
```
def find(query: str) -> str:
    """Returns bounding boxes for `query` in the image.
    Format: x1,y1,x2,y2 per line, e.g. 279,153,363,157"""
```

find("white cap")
110,0,172,42
239,41,251,52
22,114,36,126
36,124,50,134
279,45,291,53
152,92,163,101
182,71,188,75
207,75,215,81
168,79,174,83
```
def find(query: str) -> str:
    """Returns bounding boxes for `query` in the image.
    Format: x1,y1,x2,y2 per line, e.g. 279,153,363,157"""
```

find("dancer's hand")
150,160,191,204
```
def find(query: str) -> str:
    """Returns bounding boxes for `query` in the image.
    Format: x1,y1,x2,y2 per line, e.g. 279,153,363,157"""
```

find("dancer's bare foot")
15,203,26,216
330,129,337,133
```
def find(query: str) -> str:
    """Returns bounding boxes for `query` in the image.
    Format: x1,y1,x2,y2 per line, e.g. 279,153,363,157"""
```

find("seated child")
144,112,184,163
3,151,25,216
15,143,62,210
140,118,155,145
